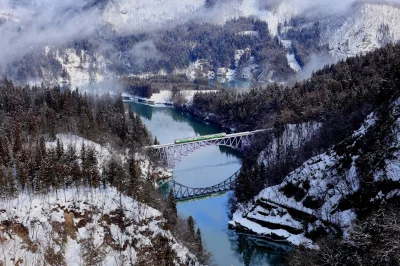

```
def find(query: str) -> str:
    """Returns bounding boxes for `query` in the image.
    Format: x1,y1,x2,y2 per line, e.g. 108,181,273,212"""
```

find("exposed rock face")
258,121,322,167
230,99,400,248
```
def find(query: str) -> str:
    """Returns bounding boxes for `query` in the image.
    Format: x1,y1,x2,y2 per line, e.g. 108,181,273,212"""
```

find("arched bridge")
171,168,240,201
149,130,268,168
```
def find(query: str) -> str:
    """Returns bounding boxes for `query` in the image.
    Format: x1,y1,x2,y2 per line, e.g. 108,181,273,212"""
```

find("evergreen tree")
39,136,46,157
48,110,57,141
56,138,64,160
105,157,119,186
128,155,142,198
80,143,86,164
196,228,203,252
187,216,195,236
13,122,22,155
0,167,5,197
168,189,178,219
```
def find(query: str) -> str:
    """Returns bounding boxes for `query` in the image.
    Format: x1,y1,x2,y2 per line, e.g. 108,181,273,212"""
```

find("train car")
174,133,226,144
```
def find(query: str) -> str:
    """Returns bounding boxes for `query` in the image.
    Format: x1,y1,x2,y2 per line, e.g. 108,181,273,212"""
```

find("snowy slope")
0,134,190,265
230,99,400,248
0,187,200,265
101,0,298,36
54,48,111,89
321,3,400,56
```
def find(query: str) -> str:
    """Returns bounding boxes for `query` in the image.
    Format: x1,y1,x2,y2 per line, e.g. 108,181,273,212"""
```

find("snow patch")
286,53,301,72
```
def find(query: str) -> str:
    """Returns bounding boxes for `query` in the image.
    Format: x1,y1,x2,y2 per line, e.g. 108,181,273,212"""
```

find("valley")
0,0,400,265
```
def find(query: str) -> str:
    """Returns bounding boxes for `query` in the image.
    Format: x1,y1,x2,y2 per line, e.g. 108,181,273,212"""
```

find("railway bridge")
170,168,240,201
148,130,267,168
148,129,269,201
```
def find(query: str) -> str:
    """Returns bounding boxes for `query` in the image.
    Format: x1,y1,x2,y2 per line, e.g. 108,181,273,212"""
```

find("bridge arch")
170,168,240,201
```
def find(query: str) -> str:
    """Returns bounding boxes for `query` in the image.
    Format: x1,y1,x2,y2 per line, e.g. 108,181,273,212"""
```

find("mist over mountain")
0,0,399,87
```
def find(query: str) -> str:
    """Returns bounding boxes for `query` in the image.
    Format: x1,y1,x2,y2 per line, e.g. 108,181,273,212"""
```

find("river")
127,101,287,266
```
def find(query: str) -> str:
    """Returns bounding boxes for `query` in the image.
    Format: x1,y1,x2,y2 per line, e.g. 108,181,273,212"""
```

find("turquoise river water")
128,102,287,266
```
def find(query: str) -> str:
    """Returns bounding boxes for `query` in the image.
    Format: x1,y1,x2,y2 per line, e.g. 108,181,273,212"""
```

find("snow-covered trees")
0,79,211,265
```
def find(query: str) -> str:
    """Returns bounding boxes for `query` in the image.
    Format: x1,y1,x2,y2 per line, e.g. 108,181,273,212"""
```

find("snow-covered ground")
280,39,292,49
239,63,258,79
183,59,212,80
54,48,111,89
0,133,191,265
235,49,247,68
233,0,297,37
47,133,113,169
0,187,199,265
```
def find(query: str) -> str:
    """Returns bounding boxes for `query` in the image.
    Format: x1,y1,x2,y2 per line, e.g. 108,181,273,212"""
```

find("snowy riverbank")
122,90,218,107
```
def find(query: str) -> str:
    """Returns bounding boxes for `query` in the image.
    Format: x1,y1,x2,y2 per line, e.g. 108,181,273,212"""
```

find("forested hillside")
2,0,400,89
0,80,210,265
6,17,300,86
231,97,400,265
186,43,400,205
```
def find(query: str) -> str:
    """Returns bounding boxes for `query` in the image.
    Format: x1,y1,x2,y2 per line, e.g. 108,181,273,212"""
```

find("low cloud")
0,0,102,67
129,40,161,67
297,54,337,80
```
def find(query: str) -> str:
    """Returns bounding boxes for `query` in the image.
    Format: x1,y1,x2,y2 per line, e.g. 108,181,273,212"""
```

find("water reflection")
229,231,290,266
174,161,240,175
129,101,153,121
127,102,221,144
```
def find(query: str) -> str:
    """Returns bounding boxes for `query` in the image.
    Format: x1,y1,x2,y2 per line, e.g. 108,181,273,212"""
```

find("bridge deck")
149,129,269,149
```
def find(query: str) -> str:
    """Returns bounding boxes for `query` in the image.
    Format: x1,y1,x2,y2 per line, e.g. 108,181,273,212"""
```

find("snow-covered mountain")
0,133,191,265
229,98,400,248
1,0,400,87
321,2,400,56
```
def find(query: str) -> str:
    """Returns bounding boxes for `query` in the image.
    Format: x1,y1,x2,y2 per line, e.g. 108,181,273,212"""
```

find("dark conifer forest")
0,80,151,196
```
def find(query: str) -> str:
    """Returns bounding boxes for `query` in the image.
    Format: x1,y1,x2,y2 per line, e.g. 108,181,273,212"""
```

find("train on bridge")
174,133,227,144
